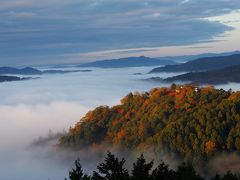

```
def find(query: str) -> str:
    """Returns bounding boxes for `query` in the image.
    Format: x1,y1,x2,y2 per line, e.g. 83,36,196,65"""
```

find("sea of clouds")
0,66,239,179
0,66,178,180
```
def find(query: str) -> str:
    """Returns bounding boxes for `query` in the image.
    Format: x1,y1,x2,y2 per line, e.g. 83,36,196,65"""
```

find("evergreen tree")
65,158,90,180
131,154,153,180
65,153,240,180
222,171,239,180
151,161,175,180
92,152,129,180
175,162,204,180
212,173,221,180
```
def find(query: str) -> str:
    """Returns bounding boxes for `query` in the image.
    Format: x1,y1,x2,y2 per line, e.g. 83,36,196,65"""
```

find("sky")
0,0,240,66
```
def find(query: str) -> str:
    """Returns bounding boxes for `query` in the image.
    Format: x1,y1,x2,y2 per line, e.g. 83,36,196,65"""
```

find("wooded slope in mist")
60,84,240,161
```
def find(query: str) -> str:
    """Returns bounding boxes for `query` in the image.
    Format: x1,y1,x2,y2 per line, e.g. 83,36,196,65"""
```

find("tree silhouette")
65,152,240,180
92,152,129,180
151,161,175,180
211,173,221,180
65,158,90,180
131,154,153,180
222,171,239,180
175,162,204,180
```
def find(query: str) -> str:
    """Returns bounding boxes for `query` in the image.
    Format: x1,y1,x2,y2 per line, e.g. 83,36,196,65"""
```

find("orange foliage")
124,112,131,119
115,108,124,114
143,99,150,106
168,91,176,97
201,86,214,93
117,129,126,140
205,140,216,154
175,105,180,109
111,119,118,127
138,123,145,136
228,92,240,101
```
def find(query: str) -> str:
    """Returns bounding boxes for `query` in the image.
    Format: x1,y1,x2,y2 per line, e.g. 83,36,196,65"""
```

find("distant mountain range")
0,75,31,83
157,50,240,62
0,67,42,75
78,56,176,68
150,54,240,73
0,67,92,75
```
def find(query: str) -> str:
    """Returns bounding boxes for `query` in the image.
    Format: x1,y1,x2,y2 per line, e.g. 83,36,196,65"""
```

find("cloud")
0,0,240,65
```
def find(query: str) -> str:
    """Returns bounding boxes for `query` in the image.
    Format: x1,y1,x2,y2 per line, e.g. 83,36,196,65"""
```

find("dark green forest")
65,152,240,180
60,84,240,161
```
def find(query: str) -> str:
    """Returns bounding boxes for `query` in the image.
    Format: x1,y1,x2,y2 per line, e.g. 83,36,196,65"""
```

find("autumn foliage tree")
60,84,240,161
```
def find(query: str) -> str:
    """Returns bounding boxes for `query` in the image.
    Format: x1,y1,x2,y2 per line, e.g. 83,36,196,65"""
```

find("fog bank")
0,66,239,179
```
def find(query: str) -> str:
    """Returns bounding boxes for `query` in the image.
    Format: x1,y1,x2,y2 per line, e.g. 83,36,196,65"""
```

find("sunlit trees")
60,84,240,160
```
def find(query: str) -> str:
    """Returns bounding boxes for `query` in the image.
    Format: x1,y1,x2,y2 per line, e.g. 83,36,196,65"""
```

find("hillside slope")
164,65,240,84
60,85,240,160
150,54,240,73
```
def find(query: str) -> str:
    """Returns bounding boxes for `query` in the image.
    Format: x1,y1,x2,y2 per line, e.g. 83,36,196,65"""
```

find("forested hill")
149,54,240,73
60,84,240,161
164,64,240,85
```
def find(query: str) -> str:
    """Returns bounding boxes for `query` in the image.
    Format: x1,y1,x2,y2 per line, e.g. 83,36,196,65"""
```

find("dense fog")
0,66,239,179
0,66,177,180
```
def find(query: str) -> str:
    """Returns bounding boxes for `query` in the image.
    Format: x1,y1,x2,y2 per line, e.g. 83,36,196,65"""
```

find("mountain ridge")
0,67,92,75
150,54,240,73
78,56,176,68
164,64,240,85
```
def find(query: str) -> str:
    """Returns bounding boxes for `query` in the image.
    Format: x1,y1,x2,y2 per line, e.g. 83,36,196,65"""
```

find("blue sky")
0,0,240,66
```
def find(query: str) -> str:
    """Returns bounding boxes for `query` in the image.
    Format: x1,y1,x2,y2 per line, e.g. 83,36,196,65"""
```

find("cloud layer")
0,0,240,65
